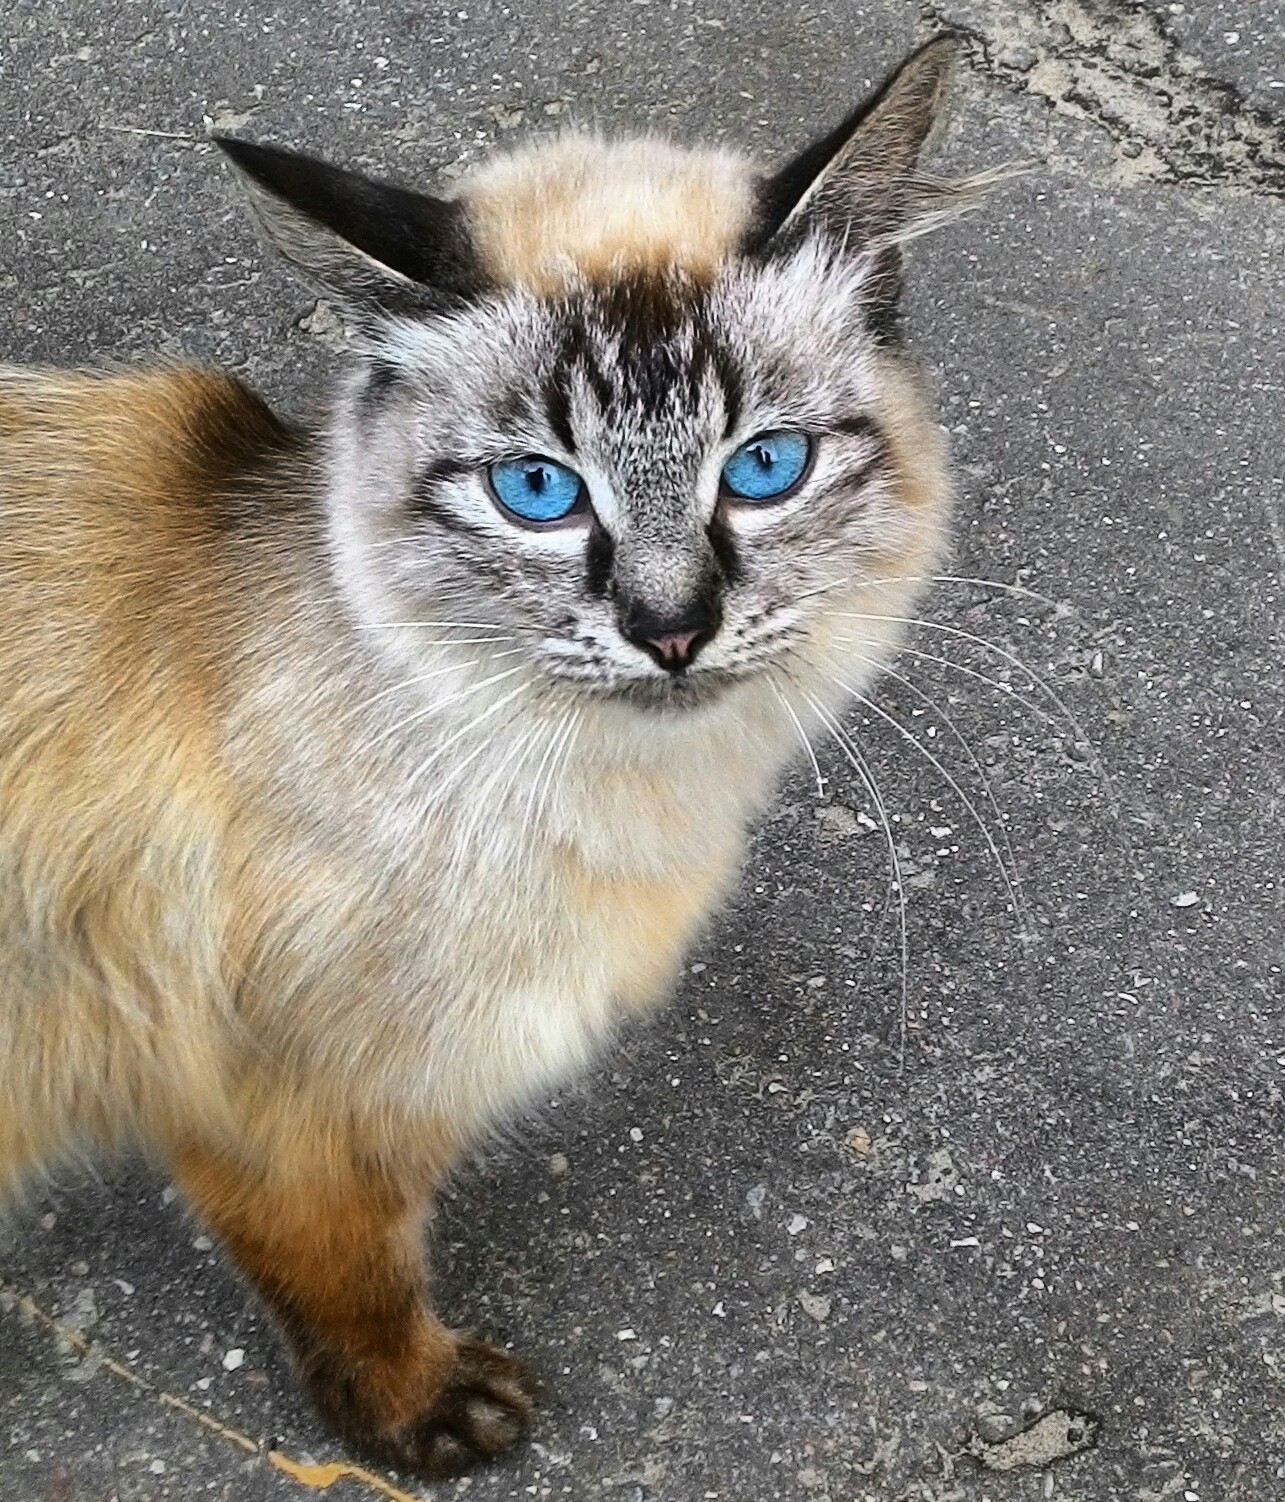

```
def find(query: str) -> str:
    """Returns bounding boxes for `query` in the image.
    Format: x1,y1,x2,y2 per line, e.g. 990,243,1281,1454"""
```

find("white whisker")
768,676,826,799
820,662,1027,936
798,685,910,1073
833,651,1030,939
344,648,526,723
828,610,1118,818
405,680,533,795
531,706,583,835
805,571,1078,613
364,665,526,754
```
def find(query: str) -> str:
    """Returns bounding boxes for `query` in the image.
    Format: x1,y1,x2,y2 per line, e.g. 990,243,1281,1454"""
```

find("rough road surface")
2,2,1283,1499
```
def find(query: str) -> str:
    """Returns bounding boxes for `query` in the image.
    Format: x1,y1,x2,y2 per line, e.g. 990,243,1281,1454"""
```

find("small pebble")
799,1293,831,1323
222,1348,245,1371
787,1214,808,1236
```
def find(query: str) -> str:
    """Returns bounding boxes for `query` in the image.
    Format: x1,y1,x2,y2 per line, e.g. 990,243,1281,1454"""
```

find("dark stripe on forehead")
831,413,885,446
711,343,743,440
543,370,577,454
555,315,614,410
566,272,712,423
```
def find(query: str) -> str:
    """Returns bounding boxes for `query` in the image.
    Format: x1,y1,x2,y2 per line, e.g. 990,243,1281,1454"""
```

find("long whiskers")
363,664,526,754
828,610,1118,818
824,652,1031,939
797,685,911,1072
768,676,826,799
528,706,584,835
797,571,1079,614
405,680,533,794
344,648,526,724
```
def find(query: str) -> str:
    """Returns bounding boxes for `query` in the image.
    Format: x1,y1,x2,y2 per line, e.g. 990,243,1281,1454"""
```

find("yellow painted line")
9,1289,431,1502
266,1453,424,1500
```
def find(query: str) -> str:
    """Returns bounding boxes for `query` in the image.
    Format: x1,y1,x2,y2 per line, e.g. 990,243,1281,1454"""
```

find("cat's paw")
371,1337,539,1478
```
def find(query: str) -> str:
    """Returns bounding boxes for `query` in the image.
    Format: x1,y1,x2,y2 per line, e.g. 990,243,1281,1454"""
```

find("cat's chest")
412,837,739,1126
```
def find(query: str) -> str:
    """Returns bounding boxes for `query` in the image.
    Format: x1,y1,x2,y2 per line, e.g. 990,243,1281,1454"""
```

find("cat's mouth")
593,665,749,713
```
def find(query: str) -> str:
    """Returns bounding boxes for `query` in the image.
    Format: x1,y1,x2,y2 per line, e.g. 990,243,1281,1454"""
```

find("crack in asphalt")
922,0,1285,195
6,1287,428,1502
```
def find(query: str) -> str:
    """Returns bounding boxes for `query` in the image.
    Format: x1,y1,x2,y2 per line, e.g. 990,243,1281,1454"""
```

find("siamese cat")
0,38,994,1476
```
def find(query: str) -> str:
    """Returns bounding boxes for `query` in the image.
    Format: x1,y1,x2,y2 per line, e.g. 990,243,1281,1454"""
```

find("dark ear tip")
916,31,963,56
210,135,263,178
210,135,279,175
905,32,964,82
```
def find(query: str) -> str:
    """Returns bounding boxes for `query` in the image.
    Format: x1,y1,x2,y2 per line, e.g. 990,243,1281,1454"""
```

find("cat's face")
331,240,927,712
222,38,986,725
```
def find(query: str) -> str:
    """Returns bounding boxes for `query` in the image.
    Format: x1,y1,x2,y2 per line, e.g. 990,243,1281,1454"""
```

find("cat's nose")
619,599,720,673
647,629,700,670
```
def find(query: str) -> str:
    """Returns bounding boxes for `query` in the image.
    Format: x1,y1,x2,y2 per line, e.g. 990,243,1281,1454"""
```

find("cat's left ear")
749,36,973,252
214,137,482,318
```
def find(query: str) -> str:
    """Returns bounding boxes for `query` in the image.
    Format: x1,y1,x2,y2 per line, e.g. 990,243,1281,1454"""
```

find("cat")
0,36,994,1479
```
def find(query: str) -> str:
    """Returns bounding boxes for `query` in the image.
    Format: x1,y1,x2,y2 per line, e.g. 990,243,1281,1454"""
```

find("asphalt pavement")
2,2,1283,1499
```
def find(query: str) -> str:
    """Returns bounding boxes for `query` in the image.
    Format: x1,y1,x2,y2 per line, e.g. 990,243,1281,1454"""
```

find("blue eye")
720,430,812,502
488,456,586,523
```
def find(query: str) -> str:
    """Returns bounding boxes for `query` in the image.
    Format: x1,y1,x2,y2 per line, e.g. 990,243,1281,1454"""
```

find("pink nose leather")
647,630,699,668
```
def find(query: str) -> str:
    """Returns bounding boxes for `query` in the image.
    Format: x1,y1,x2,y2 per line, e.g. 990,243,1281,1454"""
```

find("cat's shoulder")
1,363,288,456
0,363,302,529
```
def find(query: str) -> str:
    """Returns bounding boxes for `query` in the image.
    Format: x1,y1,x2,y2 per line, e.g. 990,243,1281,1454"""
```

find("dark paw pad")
386,1338,539,1477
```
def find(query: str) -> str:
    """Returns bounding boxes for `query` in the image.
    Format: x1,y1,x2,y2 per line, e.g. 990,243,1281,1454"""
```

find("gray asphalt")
2,2,1283,1500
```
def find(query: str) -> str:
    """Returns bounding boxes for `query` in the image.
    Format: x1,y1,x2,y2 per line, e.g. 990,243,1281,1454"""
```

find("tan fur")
0,109,954,1473
0,353,943,1192
462,136,757,292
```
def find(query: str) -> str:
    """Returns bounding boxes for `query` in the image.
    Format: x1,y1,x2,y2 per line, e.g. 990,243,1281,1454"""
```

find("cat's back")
0,363,294,549
0,364,301,877
0,363,299,663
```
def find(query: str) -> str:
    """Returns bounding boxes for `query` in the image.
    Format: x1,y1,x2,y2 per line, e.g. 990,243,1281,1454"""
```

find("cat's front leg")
170,1135,537,1476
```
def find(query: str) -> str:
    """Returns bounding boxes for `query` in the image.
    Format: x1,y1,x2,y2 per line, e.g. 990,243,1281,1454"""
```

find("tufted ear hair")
750,36,967,248
214,137,484,318
747,36,1007,341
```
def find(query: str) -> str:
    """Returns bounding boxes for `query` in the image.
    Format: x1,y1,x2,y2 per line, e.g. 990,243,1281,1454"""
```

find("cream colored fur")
463,135,756,290
0,360,945,1199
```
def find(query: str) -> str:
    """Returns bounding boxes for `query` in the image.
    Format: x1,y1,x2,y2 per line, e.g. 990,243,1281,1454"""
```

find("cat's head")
219,38,989,727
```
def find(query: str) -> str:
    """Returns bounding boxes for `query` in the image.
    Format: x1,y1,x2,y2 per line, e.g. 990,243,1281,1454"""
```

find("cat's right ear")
748,36,970,252
214,138,482,317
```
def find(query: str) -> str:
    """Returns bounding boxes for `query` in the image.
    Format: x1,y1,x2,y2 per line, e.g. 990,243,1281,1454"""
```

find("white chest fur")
357,691,790,1132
